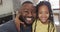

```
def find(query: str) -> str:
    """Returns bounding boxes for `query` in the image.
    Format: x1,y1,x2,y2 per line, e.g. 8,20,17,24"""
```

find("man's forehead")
22,3,34,7
19,3,36,12
19,7,35,13
21,6,34,10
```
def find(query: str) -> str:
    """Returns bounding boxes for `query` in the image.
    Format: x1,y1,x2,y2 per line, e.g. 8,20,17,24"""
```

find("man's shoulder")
0,20,15,30
0,20,14,27
0,20,17,32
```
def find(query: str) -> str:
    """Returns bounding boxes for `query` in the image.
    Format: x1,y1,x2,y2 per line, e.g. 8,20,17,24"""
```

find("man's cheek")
21,14,25,17
33,14,36,17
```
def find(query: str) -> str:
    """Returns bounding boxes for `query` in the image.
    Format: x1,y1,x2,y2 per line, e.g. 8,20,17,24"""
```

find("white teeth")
26,18,32,20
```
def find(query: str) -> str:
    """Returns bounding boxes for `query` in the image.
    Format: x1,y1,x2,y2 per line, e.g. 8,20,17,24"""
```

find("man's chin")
24,20,33,26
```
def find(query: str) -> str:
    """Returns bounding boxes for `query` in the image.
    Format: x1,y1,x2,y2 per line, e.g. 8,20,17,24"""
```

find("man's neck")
20,23,31,28
20,24,32,32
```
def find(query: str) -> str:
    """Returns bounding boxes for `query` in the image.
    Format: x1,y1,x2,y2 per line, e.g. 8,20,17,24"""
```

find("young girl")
32,1,56,32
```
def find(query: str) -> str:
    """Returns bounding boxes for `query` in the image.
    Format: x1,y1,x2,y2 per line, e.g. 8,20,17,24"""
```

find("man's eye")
23,11,28,13
25,11,28,13
33,11,36,13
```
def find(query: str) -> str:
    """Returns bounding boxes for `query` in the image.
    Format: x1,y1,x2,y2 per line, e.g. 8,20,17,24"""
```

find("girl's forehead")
38,5,49,13
38,5,49,10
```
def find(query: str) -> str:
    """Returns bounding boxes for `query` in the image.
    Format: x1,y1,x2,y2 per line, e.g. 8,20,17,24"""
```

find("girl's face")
38,5,49,23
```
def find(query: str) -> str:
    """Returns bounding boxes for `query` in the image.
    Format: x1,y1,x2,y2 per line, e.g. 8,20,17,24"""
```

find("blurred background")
0,0,60,32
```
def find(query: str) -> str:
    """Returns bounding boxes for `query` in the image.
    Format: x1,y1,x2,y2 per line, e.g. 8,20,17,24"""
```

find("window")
49,0,59,9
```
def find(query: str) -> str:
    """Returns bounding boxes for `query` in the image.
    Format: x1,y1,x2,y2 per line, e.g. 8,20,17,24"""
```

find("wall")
0,0,13,18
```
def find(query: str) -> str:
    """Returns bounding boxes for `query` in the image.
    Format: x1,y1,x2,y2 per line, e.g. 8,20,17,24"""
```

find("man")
0,1,36,32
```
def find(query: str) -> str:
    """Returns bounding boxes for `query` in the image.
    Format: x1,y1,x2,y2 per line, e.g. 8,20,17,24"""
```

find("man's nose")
27,12,32,17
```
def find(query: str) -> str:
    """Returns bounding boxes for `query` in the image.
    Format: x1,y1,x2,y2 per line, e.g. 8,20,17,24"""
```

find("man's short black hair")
22,1,33,5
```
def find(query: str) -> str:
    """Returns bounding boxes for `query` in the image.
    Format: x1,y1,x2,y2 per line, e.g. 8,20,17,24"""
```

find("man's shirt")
0,20,32,32
20,24,32,32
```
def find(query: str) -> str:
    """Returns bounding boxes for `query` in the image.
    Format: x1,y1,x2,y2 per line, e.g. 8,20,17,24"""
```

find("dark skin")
20,3,36,25
15,3,36,32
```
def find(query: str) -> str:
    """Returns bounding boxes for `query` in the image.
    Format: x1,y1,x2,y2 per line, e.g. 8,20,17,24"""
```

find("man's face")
19,3,36,25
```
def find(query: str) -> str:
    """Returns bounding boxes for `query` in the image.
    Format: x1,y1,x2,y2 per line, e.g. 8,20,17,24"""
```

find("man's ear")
18,7,22,15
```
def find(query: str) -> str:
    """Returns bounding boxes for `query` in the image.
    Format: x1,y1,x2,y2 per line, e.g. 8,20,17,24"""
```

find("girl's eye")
38,12,42,14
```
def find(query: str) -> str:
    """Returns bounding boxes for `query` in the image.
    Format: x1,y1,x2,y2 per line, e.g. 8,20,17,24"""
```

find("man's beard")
19,15,34,26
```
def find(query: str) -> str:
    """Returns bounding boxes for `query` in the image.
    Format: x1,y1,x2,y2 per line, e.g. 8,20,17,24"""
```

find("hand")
15,13,24,32
15,13,24,25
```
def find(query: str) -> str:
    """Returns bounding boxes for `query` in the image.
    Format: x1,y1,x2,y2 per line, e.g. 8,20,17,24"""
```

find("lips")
40,17,48,22
25,18,33,24
26,18,32,21
42,18,46,20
